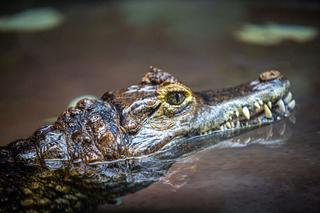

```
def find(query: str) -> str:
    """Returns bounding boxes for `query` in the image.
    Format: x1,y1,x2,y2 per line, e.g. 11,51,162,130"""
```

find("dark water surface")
1,1,320,212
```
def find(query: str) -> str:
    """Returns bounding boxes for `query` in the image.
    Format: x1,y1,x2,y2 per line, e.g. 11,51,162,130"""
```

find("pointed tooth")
258,99,263,106
268,101,272,109
288,100,296,110
254,102,261,110
277,99,286,113
242,107,250,120
235,110,239,118
226,122,231,129
264,104,272,118
284,92,292,103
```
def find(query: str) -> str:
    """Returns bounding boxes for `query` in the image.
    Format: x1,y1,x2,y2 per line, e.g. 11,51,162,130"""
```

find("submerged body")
0,67,295,211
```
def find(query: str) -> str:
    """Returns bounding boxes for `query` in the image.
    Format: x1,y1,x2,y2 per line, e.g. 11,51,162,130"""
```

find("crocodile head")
102,66,295,156
2,66,295,168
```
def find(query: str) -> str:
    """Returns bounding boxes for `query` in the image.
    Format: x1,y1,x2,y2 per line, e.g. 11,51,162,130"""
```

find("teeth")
277,99,286,113
264,104,272,119
231,122,235,128
235,110,239,118
258,99,263,106
284,92,292,103
254,102,261,110
242,107,250,120
226,122,232,129
267,101,272,109
288,100,296,110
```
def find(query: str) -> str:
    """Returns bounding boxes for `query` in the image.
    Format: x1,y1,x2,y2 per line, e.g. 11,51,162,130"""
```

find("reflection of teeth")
264,104,272,118
277,99,286,113
288,100,296,110
226,122,231,129
267,101,272,109
284,92,292,103
279,123,286,136
242,107,250,120
220,125,224,131
266,126,273,138
236,120,240,127
231,122,235,128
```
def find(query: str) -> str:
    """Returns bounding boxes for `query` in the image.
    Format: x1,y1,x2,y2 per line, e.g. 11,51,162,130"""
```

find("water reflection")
159,118,293,190
98,118,294,211
0,118,293,212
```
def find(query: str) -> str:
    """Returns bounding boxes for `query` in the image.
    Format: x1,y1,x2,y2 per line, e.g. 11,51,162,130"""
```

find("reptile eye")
166,91,186,105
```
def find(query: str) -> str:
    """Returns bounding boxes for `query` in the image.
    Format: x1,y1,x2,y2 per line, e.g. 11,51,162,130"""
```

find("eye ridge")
166,91,186,105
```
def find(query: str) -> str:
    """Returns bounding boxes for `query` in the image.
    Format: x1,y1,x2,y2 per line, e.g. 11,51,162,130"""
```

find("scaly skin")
0,67,295,212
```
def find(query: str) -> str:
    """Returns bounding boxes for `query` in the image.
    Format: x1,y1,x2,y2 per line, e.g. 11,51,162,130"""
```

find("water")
1,1,320,212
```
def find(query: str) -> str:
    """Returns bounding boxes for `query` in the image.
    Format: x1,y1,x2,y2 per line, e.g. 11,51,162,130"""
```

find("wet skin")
0,67,295,212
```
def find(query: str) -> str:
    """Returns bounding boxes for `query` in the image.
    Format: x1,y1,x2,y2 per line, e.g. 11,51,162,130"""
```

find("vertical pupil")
175,93,180,103
166,91,186,105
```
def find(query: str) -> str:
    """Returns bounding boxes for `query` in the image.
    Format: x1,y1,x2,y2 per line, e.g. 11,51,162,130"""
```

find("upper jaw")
193,71,296,135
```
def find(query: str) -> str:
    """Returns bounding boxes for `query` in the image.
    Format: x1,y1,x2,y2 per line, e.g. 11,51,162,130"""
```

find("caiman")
0,66,295,212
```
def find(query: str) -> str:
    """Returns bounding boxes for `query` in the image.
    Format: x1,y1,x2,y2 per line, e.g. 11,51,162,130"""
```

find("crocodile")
0,67,295,212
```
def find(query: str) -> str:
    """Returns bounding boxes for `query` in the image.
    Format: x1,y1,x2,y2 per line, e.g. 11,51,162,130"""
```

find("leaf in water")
0,8,63,32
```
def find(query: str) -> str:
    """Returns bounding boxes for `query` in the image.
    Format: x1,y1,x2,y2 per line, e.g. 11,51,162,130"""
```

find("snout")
193,70,295,135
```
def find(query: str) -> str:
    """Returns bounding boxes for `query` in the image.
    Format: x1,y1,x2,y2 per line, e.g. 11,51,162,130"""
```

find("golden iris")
166,91,186,105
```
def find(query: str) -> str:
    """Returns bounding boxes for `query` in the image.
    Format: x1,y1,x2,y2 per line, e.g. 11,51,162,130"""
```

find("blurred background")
1,1,320,212
0,0,319,143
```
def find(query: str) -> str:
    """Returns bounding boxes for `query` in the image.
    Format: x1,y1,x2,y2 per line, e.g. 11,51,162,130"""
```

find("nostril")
259,70,282,82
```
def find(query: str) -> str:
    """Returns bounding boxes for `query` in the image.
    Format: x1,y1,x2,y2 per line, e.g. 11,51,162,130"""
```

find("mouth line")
197,91,296,136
